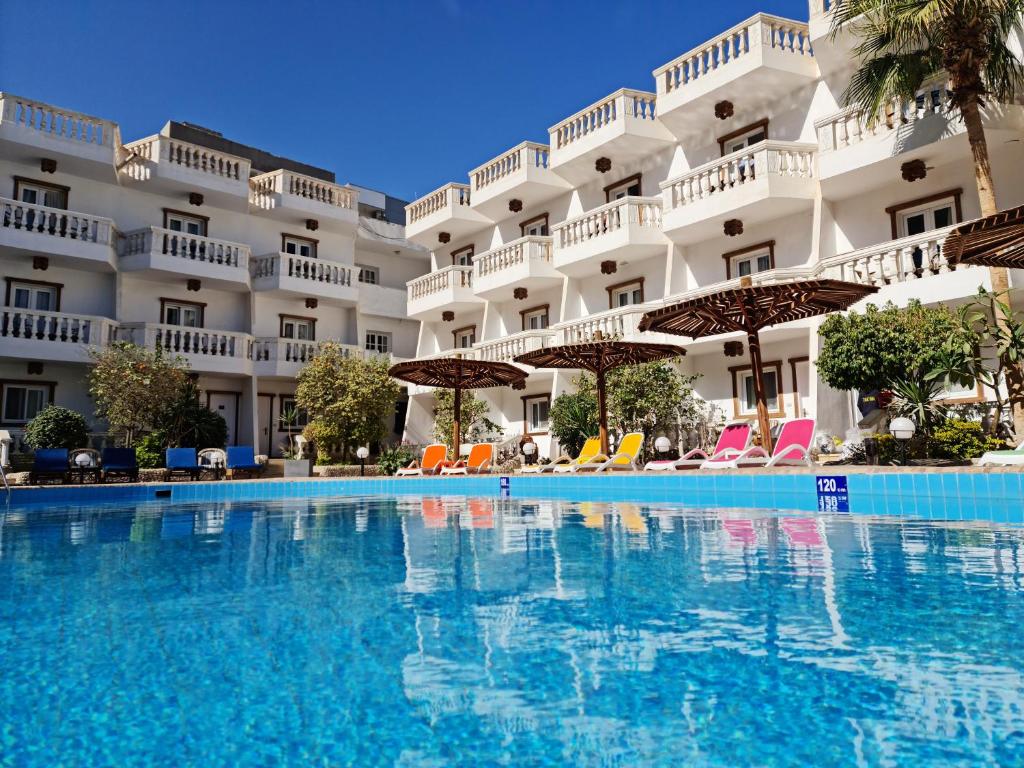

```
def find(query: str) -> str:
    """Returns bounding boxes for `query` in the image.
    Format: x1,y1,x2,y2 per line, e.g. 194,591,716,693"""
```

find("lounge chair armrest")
680,448,709,461
765,444,812,467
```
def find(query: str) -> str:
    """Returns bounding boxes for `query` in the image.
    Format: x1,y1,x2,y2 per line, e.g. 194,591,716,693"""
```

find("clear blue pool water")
1,496,1023,766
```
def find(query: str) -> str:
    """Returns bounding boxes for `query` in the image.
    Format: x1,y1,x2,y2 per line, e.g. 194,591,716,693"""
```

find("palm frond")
843,52,943,123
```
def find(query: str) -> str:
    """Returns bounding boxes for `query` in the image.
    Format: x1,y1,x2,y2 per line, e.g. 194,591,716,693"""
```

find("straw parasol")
638,278,877,453
389,356,528,452
514,337,685,455
945,204,1024,268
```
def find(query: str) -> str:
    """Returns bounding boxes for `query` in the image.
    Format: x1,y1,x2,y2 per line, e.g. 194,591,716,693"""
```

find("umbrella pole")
452,384,462,458
746,329,774,455
596,368,609,456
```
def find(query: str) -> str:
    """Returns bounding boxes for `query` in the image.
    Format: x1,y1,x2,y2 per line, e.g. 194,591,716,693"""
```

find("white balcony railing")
249,170,357,210
662,141,816,210
251,337,318,365
408,265,473,301
471,142,550,193
119,323,251,362
0,93,119,148
473,330,555,363
474,236,553,278
0,197,114,245
406,183,472,225
553,196,663,251
550,89,658,150
818,226,960,287
120,135,249,182
815,82,951,152
121,227,250,270
251,253,353,287
0,309,116,347
554,306,650,345
654,15,813,96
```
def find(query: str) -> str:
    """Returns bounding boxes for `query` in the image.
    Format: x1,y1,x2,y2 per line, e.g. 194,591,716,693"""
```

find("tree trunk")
961,97,1024,439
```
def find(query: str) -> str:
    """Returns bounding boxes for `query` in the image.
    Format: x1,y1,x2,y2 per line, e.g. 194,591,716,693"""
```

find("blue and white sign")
816,475,849,513
499,476,510,498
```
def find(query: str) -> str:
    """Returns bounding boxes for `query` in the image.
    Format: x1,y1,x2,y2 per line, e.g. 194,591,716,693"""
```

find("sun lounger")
166,447,202,481
977,440,1024,466
225,446,266,479
397,444,447,476
644,421,753,471
700,418,816,469
581,432,644,472
520,437,601,473
101,447,139,483
30,448,69,485
441,443,493,475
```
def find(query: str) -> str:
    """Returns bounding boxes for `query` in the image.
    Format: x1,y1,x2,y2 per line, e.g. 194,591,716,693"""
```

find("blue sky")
1,0,808,201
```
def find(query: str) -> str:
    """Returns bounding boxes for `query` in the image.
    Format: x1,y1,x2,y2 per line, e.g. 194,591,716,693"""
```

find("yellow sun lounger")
521,437,601,473
567,432,645,472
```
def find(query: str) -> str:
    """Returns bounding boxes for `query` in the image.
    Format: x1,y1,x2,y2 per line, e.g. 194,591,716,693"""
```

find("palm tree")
832,0,1024,434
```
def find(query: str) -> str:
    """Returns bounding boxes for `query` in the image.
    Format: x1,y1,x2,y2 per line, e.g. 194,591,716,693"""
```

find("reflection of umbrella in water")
639,278,877,453
389,356,527,451
515,337,685,455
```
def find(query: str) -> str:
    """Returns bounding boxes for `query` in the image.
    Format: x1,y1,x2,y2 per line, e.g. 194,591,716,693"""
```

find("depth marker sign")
499,476,510,498
816,475,849,513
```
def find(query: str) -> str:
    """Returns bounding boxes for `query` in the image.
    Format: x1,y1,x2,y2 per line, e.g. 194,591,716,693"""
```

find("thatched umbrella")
945,204,1024,268
389,356,527,451
514,338,685,455
639,278,877,453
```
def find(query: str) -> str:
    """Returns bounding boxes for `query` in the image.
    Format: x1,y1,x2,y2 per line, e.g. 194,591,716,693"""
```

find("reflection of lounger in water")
782,517,822,547
617,504,647,534
421,499,447,529
467,499,493,529
722,517,756,545
579,502,608,529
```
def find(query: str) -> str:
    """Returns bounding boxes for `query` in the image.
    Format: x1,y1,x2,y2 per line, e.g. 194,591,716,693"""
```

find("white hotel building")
0,95,428,456
401,5,1024,457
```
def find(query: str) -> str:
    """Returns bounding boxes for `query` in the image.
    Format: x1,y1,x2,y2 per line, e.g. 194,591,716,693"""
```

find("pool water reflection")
1,497,1023,766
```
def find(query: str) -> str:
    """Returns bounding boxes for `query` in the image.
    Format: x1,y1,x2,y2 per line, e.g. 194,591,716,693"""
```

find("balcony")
0,309,116,363
472,330,556,364
660,141,817,244
552,197,666,277
0,93,120,180
120,227,251,290
406,265,482,321
473,236,561,300
653,15,817,139
250,253,357,305
552,305,650,344
249,170,358,230
118,323,252,376
357,282,408,319
468,142,571,220
118,134,251,210
814,89,1024,196
548,89,674,185
0,198,116,271
404,183,492,248
817,226,990,305
252,338,318,378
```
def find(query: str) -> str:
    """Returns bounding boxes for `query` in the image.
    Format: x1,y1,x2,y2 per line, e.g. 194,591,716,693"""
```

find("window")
14,178,68,209
521,305,549,331
282,235,316,259
279,397,310,429
357,264,379,284
365,331,392,355
723,241,775,280
1,383,51,424
607,279,644,309
731,362,784,418
885,189,963,239
161,300,204,328
452,245,474,266
7,280,59,311
281,316,315,341
453,325,476,349
520,213,550,237
163,210,207,236
718,119,769,156
604,174,642,202
524,396,550,433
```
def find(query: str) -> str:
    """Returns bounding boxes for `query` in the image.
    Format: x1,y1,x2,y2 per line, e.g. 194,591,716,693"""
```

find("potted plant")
279,405,312,478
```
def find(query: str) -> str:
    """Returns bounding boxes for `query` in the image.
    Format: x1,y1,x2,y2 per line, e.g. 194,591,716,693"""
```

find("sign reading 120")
816,475,850,513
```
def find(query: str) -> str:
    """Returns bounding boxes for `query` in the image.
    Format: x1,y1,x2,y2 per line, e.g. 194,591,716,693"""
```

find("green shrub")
24,406,89,450
157,379,228,449
135,433,164,469
378,445,415,476
928,419,1006,461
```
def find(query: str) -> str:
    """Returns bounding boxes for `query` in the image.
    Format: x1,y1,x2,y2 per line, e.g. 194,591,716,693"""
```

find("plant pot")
283,459,312,478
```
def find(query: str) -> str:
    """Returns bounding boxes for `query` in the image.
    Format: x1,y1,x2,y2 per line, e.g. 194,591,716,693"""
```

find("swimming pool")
2,496,1022,766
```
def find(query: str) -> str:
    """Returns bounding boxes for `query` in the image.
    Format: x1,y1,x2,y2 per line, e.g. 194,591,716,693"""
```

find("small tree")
549,378,599,457
432,388,500,450
88,342,190,447
156,378,228,449
817,301,969,393
24,406,90,450
295,343,400,463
